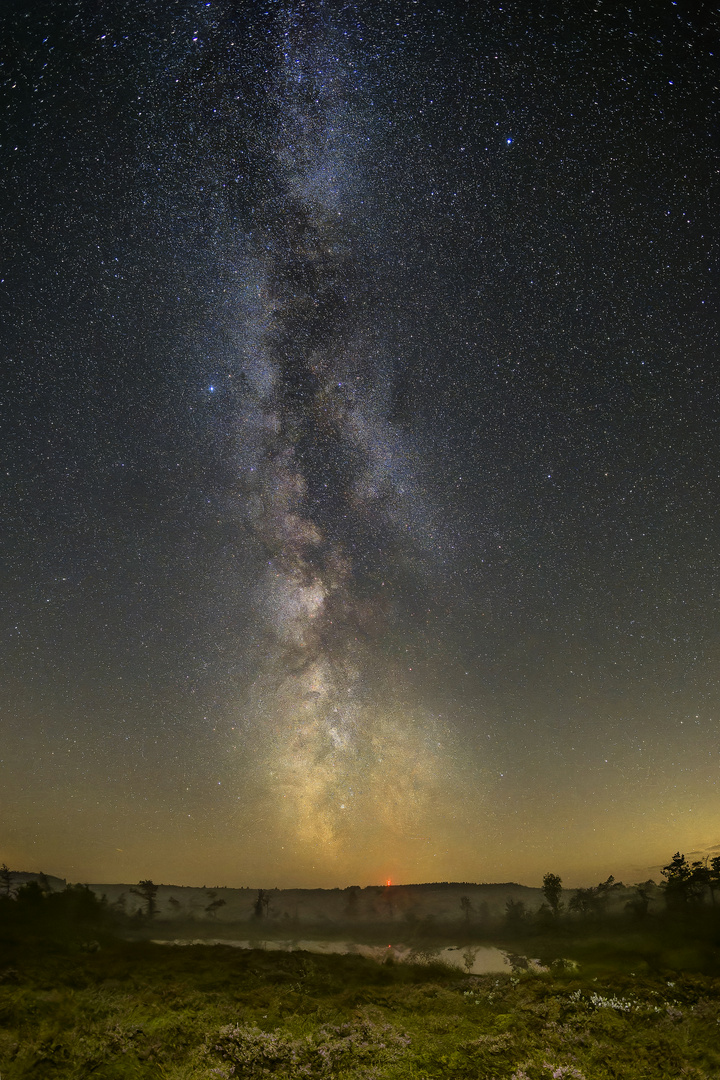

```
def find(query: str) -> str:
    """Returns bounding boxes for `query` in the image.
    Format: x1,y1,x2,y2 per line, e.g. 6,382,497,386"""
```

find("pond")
151,937,528,974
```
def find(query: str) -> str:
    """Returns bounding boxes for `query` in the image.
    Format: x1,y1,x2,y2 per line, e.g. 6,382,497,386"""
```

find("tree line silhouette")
496,854,720,931
1,852,718,942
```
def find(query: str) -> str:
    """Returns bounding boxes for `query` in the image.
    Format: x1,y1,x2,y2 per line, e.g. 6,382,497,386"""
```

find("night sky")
2,0,718,890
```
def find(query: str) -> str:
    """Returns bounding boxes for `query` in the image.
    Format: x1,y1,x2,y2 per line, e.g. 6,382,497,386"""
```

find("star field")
1,0,718,888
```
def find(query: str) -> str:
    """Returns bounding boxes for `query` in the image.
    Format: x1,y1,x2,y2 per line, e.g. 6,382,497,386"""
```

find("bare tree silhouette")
542,873,563,917
205,890,227,919
130,880,159,919
0,863,12,898
254,889,271,918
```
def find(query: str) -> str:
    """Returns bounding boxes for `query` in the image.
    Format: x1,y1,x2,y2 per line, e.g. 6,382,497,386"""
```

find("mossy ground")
1,936,719,1079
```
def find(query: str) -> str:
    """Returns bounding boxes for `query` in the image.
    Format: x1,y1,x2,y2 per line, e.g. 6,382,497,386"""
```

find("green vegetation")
1,860,719,1077
1,937,719,1078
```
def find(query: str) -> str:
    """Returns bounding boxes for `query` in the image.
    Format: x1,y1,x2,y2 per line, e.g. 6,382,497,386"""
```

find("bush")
210,1015,411,1077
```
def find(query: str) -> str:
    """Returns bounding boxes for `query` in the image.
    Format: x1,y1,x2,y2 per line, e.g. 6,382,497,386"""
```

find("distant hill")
4,870,67,892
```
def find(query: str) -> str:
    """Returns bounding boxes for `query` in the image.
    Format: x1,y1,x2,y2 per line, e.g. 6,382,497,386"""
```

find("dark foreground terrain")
2,875,720,1078
1,933,720,1079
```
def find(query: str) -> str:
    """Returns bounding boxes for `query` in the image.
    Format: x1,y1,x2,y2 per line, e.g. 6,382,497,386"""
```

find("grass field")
1,929,719,1079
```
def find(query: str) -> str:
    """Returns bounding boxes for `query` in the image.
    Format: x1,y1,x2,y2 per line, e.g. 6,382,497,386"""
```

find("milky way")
229,6,458,875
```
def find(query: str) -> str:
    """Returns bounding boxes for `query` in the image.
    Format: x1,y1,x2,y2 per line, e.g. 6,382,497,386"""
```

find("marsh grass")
1,933,719,1079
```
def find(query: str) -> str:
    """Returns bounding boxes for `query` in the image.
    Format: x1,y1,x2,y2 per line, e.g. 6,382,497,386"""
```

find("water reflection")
151,937,517,974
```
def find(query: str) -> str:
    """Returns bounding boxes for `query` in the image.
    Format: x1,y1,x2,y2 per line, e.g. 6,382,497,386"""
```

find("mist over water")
153,937,514,975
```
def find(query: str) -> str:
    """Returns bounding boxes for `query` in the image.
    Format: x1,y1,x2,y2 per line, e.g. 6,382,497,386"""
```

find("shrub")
209,1014,411,1077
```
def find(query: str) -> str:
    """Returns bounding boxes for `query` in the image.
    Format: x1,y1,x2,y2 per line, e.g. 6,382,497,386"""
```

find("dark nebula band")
233,6,454,875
